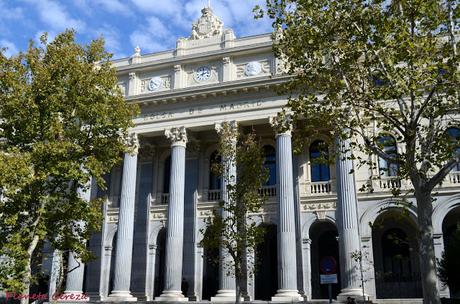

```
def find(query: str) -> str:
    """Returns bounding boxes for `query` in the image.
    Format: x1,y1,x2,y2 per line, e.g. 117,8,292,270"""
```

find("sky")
0,0,273,59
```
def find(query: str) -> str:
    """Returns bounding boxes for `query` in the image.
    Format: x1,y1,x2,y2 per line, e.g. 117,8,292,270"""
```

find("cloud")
0,39,18,57
25,0,86,33
130,0,183,16
129,31,169,53
94,0,131,16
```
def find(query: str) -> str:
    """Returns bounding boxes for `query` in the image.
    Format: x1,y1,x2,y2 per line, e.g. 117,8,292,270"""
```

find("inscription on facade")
140,99,265,122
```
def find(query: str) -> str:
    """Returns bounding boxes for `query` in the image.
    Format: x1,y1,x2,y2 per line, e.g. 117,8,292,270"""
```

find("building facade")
50,7,459,303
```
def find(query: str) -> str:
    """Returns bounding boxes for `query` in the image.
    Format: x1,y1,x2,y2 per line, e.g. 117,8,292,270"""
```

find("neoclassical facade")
46,7,460,303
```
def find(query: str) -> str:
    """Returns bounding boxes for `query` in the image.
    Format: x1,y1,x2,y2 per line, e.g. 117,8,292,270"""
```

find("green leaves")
0,30,138,292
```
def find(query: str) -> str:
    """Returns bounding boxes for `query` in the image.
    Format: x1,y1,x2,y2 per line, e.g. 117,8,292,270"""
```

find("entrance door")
254,224,278,300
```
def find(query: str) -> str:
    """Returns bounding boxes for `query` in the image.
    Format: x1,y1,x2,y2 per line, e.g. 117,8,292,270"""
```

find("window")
209,150,222,190
263,145,276,186
377,135,398,177
309,140,330,182
446,127,460,172
163,155,171,193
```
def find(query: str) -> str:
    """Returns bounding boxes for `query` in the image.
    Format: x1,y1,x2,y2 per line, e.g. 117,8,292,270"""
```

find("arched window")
447,127,460,171
263,145,276,186
163,155,171,193
382,228,412,276
377,135,398,177
309,140,330,182
209,151,222,190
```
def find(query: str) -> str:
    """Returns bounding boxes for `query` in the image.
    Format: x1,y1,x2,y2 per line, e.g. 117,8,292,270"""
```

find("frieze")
302,201,337,212
140,76,171,93
138,99,265,123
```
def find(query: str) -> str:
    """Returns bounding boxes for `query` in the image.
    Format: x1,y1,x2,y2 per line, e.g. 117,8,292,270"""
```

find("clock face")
194,66,212,82
148,77,162,91
244,61,262,76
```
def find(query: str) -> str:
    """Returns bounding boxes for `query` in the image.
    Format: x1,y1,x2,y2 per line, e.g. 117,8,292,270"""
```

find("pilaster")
107,133,139,302
173,65,183,89
269,114,302,302
128,72,138,96
156,127,188,302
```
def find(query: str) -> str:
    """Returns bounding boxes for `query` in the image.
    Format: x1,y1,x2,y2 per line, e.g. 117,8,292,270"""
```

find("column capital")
165,126,187,147
128,72,136,80
269,112,292,136
127,133,139,155
215,121,238,137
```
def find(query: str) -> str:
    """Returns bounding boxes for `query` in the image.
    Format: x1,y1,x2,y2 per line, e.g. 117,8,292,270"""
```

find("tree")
0,30,138,302
438,224,460,298
256,1,459,303
200,123,268,304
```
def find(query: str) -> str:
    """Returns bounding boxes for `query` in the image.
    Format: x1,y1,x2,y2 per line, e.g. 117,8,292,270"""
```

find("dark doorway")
202,229,219,300
154,228,166,297
254,224,278,300
372,210,422,299
310,221,341,299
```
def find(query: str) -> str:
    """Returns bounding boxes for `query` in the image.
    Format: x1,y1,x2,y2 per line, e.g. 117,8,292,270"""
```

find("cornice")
126,74,291,106
115,41,273,73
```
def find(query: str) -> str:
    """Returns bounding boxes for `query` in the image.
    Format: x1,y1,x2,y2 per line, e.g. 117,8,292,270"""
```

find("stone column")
63,178,92,299
156,127,188,302
434,234,450,297
270,114,302,302
107,134,139,302
302,238,312,300
335,135,366,301
212,121,238,302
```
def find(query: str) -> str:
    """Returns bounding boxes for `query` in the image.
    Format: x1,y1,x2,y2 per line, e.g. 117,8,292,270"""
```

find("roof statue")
190,7,224,40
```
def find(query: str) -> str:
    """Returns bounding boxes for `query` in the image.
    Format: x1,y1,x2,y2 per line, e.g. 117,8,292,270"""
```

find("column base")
271,289,303,302
337,288,369,303
211,289,242,302
155,290,188,302
106,290,137,302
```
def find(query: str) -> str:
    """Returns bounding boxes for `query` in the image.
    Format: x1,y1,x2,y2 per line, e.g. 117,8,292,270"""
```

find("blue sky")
0,0,273,59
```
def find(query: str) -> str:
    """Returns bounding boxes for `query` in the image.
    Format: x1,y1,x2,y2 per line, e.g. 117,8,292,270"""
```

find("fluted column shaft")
274,133,300,298
109,148,138,301
157,126,188,302
335,136,363,299
213,122,237,301
64,180,92,296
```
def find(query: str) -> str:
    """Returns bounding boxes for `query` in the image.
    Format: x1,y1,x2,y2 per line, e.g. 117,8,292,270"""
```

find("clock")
194,66,212,82
244,61,262,76
148,77,162,91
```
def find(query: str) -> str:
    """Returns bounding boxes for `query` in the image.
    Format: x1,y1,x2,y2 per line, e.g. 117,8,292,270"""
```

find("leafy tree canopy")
0,30,138,293
255,1,459,303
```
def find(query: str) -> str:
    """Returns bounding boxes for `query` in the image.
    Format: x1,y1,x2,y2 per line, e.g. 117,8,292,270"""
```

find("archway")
442,206,460,247
154,228,166,297
202,229,219,300
372,210,422,299
254,223,278,300
310,221,340,299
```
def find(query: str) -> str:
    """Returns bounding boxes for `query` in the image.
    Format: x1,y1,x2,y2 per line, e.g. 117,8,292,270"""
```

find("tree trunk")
235,273,241,304
415,189,441,304
20,234,40,304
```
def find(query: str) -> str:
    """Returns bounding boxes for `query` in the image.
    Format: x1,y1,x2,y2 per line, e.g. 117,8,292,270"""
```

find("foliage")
255,0,459,303
0,30,138,294
200,123,268,303
438,224,460,296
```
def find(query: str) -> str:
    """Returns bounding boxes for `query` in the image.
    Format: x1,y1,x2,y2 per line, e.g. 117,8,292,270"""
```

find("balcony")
160,193,169,204
378,177,402,190
207,189,222,201
448,171,460,184
310,181,333,194
259,185,277,197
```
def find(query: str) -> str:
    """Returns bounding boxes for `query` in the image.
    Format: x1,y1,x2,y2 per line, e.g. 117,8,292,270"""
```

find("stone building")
49,6,459,303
